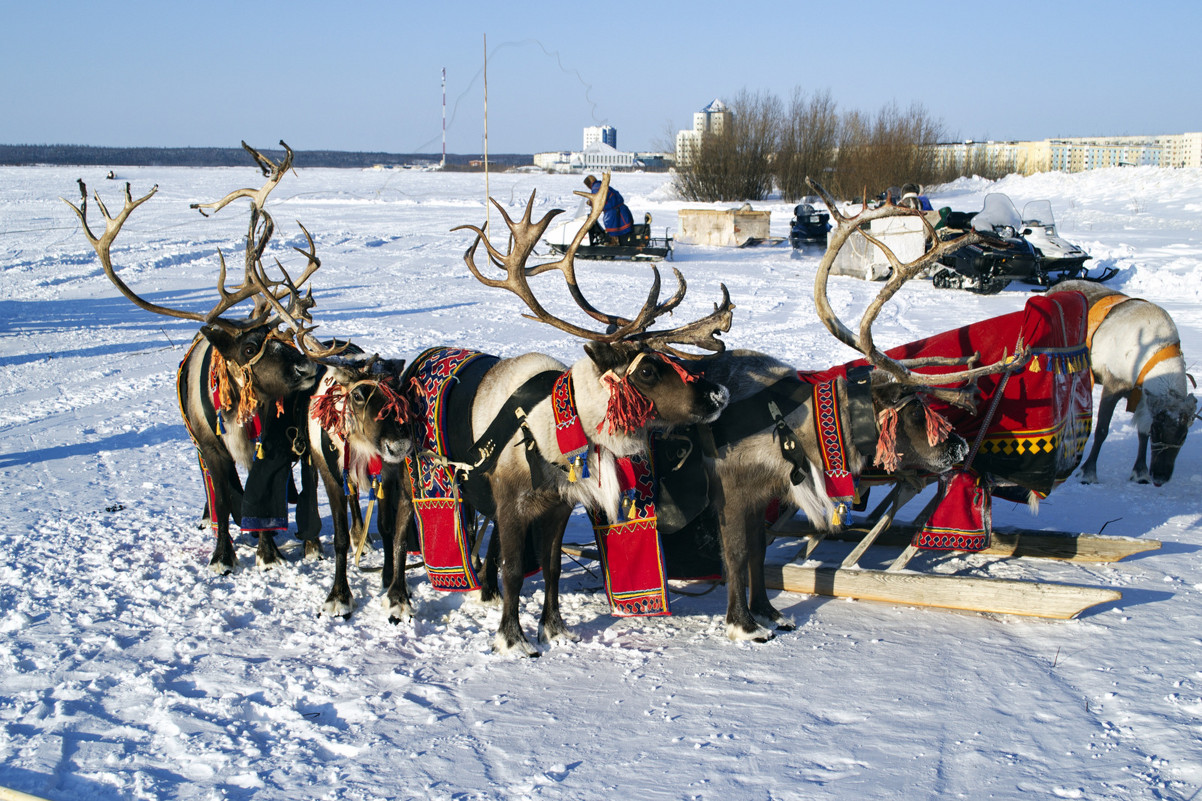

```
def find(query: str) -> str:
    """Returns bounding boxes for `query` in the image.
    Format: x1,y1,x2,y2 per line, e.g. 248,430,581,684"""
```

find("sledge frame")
758,481,1147,620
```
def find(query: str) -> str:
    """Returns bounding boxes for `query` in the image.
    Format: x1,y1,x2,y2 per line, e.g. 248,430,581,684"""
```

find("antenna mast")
483,34,490,230
441,67,447,169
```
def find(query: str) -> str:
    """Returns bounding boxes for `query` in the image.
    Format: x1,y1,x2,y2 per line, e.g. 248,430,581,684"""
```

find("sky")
3,0,1200,156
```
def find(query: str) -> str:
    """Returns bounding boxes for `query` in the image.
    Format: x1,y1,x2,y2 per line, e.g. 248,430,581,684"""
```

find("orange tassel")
874,408,901,472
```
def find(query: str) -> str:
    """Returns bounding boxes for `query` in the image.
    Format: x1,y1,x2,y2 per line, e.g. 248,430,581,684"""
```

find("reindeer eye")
242,343,257,358
636,363,657,382
351,387,369,405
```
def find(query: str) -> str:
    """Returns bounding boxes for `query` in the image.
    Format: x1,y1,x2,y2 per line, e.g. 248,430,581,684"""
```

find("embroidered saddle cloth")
405,346,494,591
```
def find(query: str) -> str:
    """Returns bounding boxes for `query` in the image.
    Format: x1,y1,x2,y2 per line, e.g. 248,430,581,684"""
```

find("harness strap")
843,365,878,460
1086,293,1131,349
708,376,812,448
458,369,562,477
1128,341,1183,411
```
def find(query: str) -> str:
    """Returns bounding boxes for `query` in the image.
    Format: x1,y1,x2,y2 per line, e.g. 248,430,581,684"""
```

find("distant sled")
544,198,673,262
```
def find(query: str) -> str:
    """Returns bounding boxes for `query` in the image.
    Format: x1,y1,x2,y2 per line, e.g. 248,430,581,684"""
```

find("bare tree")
828,102,947,201
673,89,783,202
775,88,840,202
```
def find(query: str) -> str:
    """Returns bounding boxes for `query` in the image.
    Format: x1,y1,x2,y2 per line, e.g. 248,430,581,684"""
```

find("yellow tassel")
830,502,847,527
1029,355,1041,373
567,462,578,483
255,441,265,460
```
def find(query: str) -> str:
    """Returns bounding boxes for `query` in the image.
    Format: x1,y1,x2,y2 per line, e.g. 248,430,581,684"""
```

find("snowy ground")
1,163,1200,800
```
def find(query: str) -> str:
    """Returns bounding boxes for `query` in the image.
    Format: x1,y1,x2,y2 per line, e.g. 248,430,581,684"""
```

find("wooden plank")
764,562,1122,620
770,522,1160,563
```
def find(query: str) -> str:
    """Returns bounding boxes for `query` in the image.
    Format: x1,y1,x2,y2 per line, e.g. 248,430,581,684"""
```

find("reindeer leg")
1081,390,1122,484
313,451,354,618
748,518,793,632
299,456,324,562
377,465,399,590
1131,431,1152,484
492,490,538,657
536,503,577,646
201,454,240,574
385,469,415,624
255,529,284,570
479,525,502,606
717,495,774,642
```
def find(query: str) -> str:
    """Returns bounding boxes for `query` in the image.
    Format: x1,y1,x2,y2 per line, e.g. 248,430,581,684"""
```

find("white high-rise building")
676,99,733,167
583,125,617,150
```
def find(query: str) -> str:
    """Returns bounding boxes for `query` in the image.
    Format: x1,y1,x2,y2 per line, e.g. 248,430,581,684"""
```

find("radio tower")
441,67,447,169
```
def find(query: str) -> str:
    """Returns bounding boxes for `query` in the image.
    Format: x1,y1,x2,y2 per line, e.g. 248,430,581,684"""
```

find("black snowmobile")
931,193,1117,294
788,202,830,249
931,194,1037,294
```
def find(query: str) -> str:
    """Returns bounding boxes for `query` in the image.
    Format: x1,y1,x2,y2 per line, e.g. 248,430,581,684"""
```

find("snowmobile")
1021,200,1116,284
931,193,1040,294
788,202,830,249
544,198,673,261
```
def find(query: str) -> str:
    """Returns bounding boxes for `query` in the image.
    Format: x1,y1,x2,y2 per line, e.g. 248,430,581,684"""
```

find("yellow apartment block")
933,132,1202,175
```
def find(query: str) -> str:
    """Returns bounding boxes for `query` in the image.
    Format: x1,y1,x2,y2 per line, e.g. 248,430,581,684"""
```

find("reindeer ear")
584,342,637,373
199,325,239,360
870,380,909,408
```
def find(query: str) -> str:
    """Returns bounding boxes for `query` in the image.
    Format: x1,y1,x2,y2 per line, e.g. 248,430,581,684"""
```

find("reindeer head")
454,173,733,444
581,342,729,433
310,355,413,467
64,142,336,410
1147,389,1197,485
869,381,969,475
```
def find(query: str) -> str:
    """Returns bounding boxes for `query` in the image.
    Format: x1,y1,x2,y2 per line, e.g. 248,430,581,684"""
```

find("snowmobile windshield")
1022,200,1055,227
972,194,1023,234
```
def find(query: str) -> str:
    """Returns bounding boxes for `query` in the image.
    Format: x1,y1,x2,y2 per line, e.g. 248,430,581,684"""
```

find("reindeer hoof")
764,614,796,632
322,595,355,619
538,624,580,646
208,553,237,575
492,632,539,658
385,598,413,625
303,540,324,561
726,622,775,643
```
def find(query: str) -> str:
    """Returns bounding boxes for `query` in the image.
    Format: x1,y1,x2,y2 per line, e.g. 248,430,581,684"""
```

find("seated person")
583,174,634,245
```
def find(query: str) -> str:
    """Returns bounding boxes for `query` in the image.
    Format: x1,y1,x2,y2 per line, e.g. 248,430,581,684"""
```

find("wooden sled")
759,482,1145,620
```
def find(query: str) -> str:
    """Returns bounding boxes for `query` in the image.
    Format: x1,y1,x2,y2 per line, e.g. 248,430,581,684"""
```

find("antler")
454,173,732,357
191,140,294,218
63,179,276,332
808,179,1028,396
63,141,334,342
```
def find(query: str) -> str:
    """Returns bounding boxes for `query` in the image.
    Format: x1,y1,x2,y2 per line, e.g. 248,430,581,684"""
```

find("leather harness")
1086,292,1184,411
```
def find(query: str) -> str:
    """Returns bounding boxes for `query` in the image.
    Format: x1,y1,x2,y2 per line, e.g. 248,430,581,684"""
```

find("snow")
2,163,1201,800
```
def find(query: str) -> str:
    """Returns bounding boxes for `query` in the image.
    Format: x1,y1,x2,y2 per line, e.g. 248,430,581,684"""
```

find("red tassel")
661,356,698,384
374,379,412,424
311,384,348,436
874,407,901,472
922,401,954,446
597,372,654,435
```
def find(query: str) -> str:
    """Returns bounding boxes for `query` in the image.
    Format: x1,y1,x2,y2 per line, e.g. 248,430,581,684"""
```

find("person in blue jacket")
583,174,634,244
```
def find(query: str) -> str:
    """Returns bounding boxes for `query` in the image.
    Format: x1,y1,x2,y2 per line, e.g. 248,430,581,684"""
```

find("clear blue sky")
3,0,1199,154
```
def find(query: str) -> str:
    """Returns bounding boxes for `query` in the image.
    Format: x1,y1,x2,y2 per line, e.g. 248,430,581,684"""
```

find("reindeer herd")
64,142,1197,656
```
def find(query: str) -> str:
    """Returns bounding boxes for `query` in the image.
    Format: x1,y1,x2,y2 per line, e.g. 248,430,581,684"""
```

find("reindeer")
1052,280,1197,485
697,184,1019,640
384,176,732,656
64,142,338,574
304,351,413,616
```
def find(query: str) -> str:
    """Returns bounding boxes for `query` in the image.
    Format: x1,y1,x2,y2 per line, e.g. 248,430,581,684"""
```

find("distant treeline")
0,145,533,169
